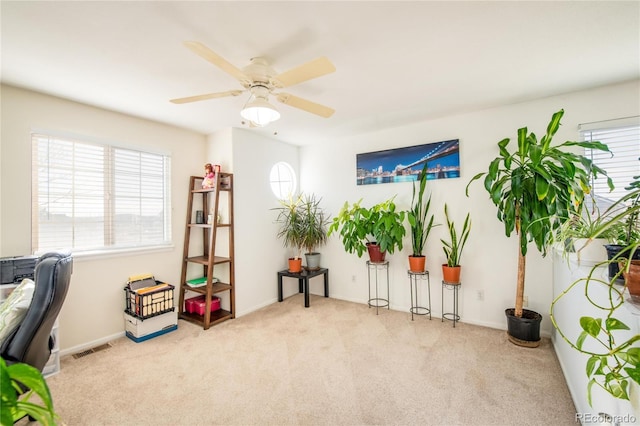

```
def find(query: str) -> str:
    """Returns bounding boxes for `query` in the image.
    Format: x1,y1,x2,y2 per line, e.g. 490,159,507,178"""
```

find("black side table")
408,270,431,320
277,268,329,308
442,280,461,327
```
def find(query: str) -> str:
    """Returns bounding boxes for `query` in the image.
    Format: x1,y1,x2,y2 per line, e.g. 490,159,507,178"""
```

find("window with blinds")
32,133,172,254
581,118,640,203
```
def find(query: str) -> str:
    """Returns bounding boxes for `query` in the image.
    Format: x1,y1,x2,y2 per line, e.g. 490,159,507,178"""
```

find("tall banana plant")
466,109,612,318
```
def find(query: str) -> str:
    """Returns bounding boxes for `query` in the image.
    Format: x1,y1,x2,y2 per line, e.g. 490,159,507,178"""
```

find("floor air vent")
72,343,112,359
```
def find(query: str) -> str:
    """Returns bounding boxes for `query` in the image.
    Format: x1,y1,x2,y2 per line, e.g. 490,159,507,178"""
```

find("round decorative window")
269,162,297,199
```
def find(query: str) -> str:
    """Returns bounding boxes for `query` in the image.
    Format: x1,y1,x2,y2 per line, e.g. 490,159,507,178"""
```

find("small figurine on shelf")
202,163,215,189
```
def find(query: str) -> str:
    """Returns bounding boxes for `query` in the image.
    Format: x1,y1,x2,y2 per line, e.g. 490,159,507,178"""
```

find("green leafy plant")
555,204,615,247
272,194,305,259
298,193,330,254
0,357,59,425
407,163,437,256
554,190,637,260
440,204,471,267
466,109,612,319
551,173,640,404
550,245,640,405
609,176,640,247
328,197,406,257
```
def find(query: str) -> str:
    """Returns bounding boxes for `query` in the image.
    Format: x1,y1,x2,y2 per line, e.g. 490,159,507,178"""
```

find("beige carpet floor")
44,295,576,425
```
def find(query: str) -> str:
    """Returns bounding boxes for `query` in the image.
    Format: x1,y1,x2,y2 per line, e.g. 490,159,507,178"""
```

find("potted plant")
553,201,616,265
617,173,640,301
1,357,59,425
440,203,471,283
406,163,437,272
605,174,640,281
328,196,406,263
298,193,330,270
466,109,611,347
272,194,304,272
550,167,640,407
550,195,640,407
550,255,640,407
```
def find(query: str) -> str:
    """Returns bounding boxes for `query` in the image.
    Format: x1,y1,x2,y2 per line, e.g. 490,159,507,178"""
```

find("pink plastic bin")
185,295,220,315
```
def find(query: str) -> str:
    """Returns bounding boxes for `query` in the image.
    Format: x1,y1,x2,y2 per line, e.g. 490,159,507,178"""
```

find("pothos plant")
0,357,59,425
550,180,640,405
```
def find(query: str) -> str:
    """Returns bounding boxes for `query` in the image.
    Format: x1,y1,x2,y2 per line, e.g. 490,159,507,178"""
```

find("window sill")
37,244,175,262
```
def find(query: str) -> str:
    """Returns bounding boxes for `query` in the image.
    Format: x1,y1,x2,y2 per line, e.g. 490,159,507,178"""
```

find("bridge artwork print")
356,139,460,185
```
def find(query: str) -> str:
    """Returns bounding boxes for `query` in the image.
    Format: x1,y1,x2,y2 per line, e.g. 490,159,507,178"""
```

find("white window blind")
581,118,640,202
32,133,172,254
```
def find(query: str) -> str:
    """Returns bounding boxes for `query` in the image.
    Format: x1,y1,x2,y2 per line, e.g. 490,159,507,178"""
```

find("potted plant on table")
272,195,304,273
298,193,330,270
466,109,612,347
328,196,406,263
406,163,437,272
440,203,471,283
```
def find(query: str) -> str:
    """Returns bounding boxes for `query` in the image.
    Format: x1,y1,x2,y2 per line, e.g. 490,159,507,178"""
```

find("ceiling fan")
170,41,336,127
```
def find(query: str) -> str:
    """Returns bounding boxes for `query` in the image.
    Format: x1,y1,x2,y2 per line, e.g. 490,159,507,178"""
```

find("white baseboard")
60,331,125,357
236,298,279,318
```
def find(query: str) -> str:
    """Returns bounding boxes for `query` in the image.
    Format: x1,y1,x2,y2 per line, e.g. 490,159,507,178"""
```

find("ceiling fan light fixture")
240,97,280,127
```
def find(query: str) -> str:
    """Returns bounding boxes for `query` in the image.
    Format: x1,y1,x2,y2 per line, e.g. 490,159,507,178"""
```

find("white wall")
0,84,206,352
300,79,640,335
227,128,301,314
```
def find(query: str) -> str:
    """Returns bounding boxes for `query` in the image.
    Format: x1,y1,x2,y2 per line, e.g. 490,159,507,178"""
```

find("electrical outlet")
476,290,484,301
351,275,356,283
523,295,529,307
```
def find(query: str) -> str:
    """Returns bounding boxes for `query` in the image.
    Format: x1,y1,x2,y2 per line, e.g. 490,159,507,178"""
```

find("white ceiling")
2,1,639,146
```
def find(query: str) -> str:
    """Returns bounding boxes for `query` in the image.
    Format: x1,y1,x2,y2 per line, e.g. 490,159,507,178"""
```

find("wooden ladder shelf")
178,173,235,330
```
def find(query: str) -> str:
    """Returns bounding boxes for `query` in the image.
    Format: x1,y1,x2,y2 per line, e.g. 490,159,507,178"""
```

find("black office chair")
0,251,73,371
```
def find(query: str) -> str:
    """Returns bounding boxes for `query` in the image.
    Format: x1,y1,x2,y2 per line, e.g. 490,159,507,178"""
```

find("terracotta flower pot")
442,265,461,283
408,255,426,272
366,243,386,263
288,257,302,273
621,259,640,303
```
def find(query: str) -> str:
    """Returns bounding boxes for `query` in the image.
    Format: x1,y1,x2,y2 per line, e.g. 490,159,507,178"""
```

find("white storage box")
124,310,177,343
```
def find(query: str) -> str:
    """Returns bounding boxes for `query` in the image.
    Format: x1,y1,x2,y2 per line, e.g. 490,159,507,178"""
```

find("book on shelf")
186,277,219,288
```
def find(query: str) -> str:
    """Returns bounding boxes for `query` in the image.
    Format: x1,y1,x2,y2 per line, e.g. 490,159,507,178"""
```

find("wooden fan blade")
271,57,336,88
183,41,249,84
170,90,243,104
276,93,335,118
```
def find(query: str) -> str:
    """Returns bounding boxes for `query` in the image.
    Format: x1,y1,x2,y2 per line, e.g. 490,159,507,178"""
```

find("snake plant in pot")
440,203,471,283
466,109,612,347
407,163,437,272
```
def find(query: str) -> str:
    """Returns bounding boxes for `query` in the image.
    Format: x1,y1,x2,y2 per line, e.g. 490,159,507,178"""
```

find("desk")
277,268,329,307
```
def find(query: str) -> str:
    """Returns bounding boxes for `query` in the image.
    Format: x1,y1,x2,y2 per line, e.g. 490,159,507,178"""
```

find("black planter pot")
505,308,542,348
604,244,640,282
